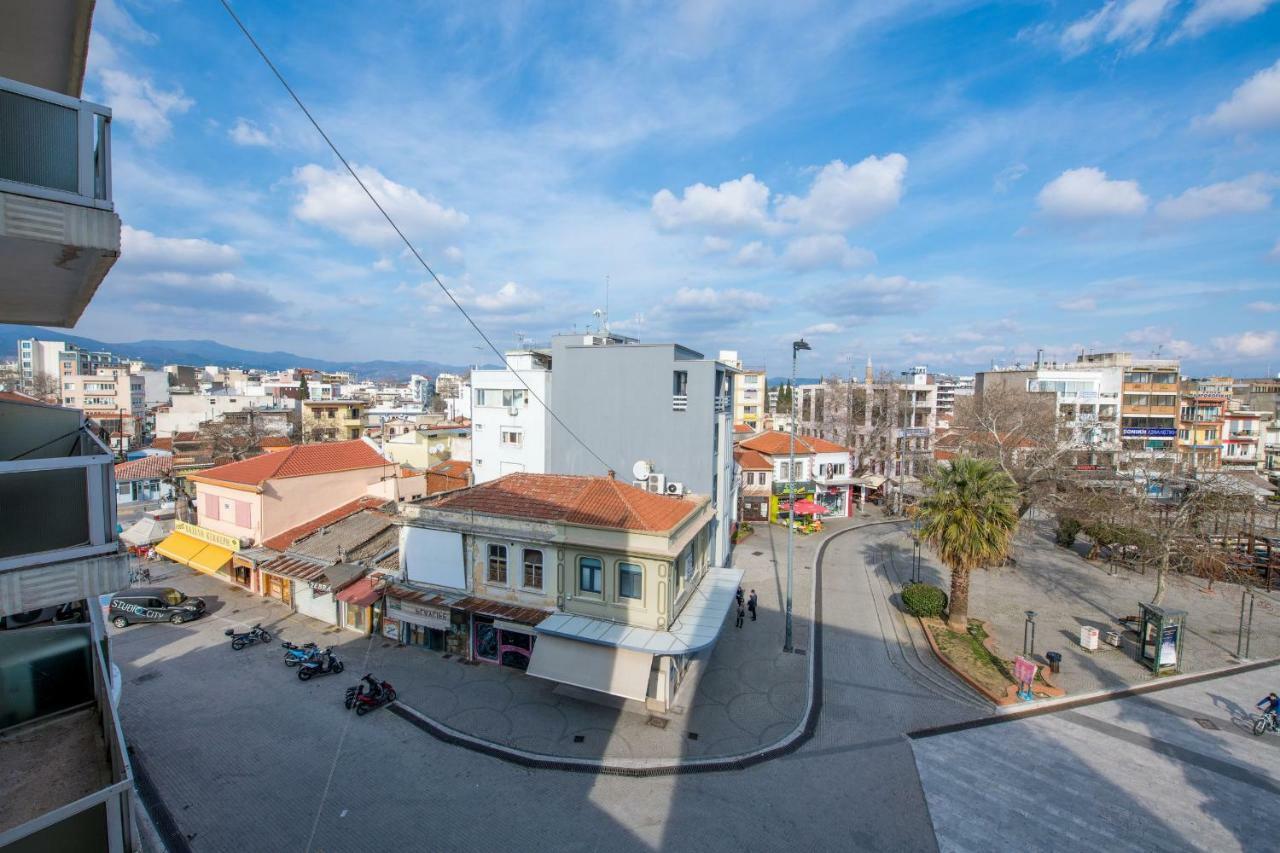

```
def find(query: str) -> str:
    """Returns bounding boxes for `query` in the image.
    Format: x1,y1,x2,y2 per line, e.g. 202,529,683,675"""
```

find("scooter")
281,641,320,666
226,624,272,651
297,648,344,681
346,673,396,714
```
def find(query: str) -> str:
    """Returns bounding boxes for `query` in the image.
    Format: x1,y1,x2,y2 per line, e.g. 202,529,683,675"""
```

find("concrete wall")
194,482,261,544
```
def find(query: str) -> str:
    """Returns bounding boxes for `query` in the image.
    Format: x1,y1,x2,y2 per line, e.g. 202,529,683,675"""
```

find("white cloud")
820,274,933,317
1201,58,1280,131
98,68,192,146
1124,325,1202,358
1156,174,1274,220
1272,238,1280,259
1037,167,1149,219
782,234,876,271
119,226,241,271
292,163,468,249
776,154,908,231
372,258,395,272
470,281,541,313
1058,296,1097,311
669,286,772,311
732,241,775,267
94,0,157,44
1246,300,1280,312
1061,0,1177,55
803,322,842,335
651,174,771,232
994,163,1028,193
1172,0,1277,41
1214,329,1279,357
701,236,733,254
443,246,465,264
229,118,275,147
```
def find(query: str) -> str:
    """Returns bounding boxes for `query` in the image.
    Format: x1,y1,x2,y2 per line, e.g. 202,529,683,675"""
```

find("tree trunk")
1152,544,1170,605
947,565,970,632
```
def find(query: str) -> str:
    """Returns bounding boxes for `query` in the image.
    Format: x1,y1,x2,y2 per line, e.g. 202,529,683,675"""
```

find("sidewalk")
356,518,842,762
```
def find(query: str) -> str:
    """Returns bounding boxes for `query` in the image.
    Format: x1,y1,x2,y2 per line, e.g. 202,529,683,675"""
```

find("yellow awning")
188,543,233,575
155,532,207,565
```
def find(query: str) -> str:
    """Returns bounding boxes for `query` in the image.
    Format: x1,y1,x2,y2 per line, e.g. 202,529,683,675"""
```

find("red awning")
780,499,829,515
335,577,384,607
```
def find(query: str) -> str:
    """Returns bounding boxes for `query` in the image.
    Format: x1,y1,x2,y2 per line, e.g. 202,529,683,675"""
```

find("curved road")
125,524,988,852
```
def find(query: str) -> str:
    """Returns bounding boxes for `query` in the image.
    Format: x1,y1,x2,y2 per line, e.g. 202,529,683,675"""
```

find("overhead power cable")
217,0,614,474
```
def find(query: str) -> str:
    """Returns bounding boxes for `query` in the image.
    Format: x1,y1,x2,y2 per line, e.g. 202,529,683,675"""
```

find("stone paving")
911,663,1280,853
879,519,1280,697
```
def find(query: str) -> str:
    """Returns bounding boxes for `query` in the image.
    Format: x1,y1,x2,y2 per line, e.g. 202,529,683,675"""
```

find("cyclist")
1257,692,1280,726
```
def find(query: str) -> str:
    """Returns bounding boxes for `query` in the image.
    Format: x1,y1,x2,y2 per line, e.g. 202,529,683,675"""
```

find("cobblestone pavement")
882,519,1280,696
113,521,982,852
911,663,1280,853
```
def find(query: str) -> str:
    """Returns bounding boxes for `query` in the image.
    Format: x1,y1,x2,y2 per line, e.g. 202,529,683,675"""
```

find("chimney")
607,469,616,479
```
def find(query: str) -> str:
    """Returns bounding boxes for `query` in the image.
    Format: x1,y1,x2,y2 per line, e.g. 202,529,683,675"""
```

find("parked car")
109,587,206,628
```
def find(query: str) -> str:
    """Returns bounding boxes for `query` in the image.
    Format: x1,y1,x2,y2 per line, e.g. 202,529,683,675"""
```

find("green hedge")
1055,517,1082,547
901,583,948,618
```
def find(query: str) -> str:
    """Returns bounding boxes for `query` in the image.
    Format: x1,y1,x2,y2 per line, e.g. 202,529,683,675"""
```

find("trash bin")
1046,651,1062,674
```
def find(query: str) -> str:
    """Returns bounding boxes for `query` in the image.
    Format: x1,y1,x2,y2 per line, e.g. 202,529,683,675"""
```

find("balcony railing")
715,395,730,415
0,74,113,210
672,394,688,412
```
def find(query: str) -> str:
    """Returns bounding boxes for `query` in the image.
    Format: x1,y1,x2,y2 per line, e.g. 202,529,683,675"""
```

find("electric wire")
217,0,614,474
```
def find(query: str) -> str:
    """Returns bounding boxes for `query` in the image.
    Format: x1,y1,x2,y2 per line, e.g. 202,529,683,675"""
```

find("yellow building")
380,425,470,469
1177,393,1224,472
302,400,365,442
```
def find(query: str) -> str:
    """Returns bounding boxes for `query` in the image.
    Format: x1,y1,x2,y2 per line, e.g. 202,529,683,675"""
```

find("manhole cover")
646,716,669,729
573,735,585,743
1194,718,1219,730
752,551,763,556
687,732,699,740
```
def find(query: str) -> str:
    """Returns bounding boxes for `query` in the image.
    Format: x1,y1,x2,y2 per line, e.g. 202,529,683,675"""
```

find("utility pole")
785,339,811,653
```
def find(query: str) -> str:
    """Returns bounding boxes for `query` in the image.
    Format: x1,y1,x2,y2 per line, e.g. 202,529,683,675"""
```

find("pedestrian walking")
735,603,745,629
748,590,758,621
736,586,745,608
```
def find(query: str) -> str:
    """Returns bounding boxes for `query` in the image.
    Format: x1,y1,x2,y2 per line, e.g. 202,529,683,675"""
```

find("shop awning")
336,577,383,607
853,474,887,489
188,543,233,575
121,516,173,547
155,532,206,564
526,635,653,703
779,499,828,515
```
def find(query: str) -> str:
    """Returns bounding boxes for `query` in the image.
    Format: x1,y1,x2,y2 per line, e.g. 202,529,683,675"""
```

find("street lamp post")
785,338,811,653
1023,610,1037,657
912,516,922,584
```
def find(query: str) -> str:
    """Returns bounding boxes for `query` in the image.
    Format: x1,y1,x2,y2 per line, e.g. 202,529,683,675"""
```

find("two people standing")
735,587,759,629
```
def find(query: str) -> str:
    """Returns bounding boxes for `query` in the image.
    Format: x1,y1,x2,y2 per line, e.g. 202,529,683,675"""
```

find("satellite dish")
431,444,444,453
632,460,651,480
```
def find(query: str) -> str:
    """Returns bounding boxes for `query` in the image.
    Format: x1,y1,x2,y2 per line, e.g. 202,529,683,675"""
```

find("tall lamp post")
785,338,811,653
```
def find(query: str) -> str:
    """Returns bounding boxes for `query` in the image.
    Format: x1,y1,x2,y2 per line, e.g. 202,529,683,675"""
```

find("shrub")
901,583,948,618
1055,517,1082,548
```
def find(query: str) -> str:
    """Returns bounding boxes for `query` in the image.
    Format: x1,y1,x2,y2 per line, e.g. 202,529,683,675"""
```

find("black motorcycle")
346,673,396,714
226,624,272,650
297,648,344,681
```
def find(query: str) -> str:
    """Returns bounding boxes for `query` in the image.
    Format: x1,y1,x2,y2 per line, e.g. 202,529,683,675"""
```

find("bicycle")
1252,711,1278,736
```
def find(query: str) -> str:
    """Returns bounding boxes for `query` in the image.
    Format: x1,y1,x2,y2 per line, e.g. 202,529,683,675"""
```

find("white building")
154,392,282,437
470,352,552,482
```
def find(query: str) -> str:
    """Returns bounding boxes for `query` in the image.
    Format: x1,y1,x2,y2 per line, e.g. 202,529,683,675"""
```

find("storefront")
154,521,237,579
815,484,852,517
471,615,537,670
336,577,384,636
386,588,467,656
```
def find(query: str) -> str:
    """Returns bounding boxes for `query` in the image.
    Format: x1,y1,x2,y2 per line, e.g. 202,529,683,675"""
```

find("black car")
109,587,206,627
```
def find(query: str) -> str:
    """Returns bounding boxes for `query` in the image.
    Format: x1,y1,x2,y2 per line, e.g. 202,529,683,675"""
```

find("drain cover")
1194,718,1219,730
752,551,763,556
646,716,669,729
573,735,585,743
687,732,699,740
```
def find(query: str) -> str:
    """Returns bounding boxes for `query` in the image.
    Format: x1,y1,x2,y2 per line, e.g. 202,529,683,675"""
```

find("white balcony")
672,394,688,412
715,395,730,415
0,399,128,617
0,74,120,328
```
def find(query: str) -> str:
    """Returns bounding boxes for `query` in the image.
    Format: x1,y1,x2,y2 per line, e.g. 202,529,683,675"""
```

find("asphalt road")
113,524,980,852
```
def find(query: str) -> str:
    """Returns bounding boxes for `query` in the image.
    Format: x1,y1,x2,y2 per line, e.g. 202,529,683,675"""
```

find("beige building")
720,350,767,429
394,473,739,711
380,425,471,469
60,364,144,452
303,399,366,442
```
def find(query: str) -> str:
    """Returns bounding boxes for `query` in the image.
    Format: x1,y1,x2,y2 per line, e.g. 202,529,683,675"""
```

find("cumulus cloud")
1037,167,1149,219
1172,0,1277,41
701,236,733,254
1058,296,1097,311
1155,174,1275,220
119,226,241,271
668,286,772,312
98,68,193,146
372,258,395,272
229,118,275,147
1200,58,1280,131
1060,0,1176,55
111,272,286,316
1214,329,1279,357
819,274,933,317
1247,300,1280,312
1124,325,1201,358
651,174,771,232
782,234,876,271
731,241,774,267
776,154,908,232
994,163,1028,193
803,322,842,335
293,163,468,249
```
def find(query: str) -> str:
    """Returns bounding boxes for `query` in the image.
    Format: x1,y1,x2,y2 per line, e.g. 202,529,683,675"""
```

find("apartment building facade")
302,399,366,442
719,350,766,429
58,364,145,452
1176,393,1225,472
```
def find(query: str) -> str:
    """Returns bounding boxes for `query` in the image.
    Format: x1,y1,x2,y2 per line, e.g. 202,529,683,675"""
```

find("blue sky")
79,0,1280,376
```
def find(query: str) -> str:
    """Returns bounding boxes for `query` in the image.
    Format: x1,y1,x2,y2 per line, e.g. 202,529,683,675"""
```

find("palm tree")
916,456,1020,632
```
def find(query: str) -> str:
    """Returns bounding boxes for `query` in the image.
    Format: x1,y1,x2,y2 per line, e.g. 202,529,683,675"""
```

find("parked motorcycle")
345,673,396,714
226,624,272,651
296,648,344,681
281,641,320,666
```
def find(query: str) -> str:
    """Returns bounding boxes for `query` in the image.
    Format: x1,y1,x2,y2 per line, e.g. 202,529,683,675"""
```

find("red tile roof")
733,424,754,434
425,473,702,533
430,459,471,479
739,430,850,456
150,437,174,452
733,448,772,471
262,496,390,551
190,439,391,488
114,454,173,483
257,436,292,448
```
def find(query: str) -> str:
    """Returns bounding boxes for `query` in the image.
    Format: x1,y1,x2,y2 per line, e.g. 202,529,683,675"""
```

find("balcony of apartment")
0,399,129,617
0,612,137,851
0,75,120,328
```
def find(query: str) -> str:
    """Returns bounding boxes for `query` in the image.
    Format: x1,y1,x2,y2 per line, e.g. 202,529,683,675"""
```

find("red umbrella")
780,499,829,515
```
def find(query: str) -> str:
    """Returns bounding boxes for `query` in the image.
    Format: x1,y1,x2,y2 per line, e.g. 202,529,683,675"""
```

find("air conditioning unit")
632,480,649,490
665,481,684,495
646,473,666,493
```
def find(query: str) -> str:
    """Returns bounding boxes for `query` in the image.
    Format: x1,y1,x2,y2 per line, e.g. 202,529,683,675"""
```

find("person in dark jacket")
748,590,758,621
735,603,745,629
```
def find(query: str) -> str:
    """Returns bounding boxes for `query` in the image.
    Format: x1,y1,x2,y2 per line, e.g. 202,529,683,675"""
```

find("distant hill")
0,325,472,380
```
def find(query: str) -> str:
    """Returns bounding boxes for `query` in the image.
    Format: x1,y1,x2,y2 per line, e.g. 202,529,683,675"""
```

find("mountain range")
0,325,471,380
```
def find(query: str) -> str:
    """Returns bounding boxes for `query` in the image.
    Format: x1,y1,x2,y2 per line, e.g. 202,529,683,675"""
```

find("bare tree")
198,418,260,461
27,372,63,404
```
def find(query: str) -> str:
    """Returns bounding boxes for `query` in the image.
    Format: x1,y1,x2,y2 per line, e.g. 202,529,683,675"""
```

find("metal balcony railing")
715,395,730,415
0,74,113,210
672,394,688,412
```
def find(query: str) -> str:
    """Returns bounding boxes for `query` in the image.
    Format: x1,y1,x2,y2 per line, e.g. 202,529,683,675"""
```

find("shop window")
487,544,508,584
579,556,603,594
618,562,643,600
522,549,543,589
345,605,364,631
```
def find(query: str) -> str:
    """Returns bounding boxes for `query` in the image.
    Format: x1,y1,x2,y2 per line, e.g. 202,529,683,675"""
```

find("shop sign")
309,581,331,596
388,599,451,630
382,620,399,641
1121,427,1176,438
902,428,931,437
